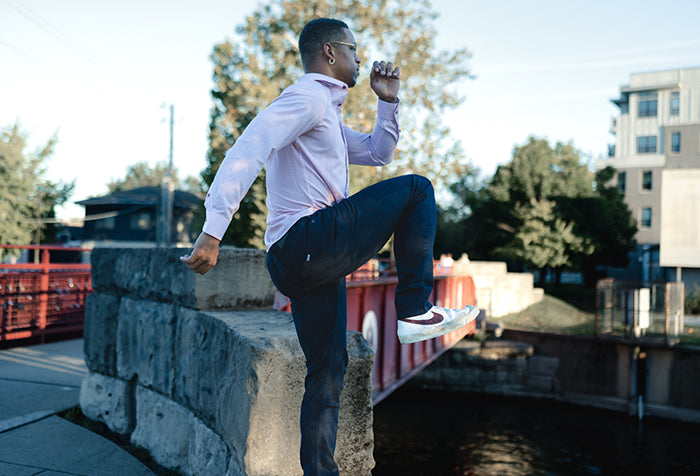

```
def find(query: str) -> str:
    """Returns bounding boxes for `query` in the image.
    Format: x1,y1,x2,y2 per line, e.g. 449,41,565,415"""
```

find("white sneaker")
397,305,480,345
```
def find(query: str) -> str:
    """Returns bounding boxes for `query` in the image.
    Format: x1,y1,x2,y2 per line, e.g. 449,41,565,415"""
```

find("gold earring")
329,58,335,65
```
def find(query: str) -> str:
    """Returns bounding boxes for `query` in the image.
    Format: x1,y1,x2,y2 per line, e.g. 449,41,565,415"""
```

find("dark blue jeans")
266,174,436,475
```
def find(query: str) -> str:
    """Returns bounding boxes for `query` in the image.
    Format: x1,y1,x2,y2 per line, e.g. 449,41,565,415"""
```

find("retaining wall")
452,259,544,317
80,247,375,476
411,330,700,424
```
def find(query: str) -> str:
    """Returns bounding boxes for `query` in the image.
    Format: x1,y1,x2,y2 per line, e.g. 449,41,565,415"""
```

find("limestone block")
526,375,554,393
89,248,118,292
335,333,375,475
531,287,545,305
187,417,230,476
79,371,135,434
131,386,194,472
116,297,177,395
529,356,560,377
91,247,276,310
83,292,120,376
173,309,267,453
480,340,534,359
173,309,374,476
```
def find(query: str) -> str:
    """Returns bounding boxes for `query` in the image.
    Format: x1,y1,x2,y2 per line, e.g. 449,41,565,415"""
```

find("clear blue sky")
2,0,700,219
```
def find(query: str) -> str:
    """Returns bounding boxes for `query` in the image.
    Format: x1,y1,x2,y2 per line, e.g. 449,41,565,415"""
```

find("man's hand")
370,60,400,103
180,232,221,275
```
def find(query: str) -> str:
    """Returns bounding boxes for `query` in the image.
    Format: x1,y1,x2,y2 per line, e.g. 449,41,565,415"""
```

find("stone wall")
80,247,375,476
452,259,544,318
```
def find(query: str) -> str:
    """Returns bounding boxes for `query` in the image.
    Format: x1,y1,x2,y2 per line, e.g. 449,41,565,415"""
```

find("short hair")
298,18,349,68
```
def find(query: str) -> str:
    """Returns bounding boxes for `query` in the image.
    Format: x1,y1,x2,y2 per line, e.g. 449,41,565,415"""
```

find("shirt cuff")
377,97,399,118
201,213,230,241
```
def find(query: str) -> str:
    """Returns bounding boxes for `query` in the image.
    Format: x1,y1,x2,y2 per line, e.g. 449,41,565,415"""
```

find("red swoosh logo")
401,311,444,326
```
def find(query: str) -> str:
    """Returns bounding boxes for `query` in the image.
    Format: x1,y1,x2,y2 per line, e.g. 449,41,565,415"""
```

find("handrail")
1,245,93,344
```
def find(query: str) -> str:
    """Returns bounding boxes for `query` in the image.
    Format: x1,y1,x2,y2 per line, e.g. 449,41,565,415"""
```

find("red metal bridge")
1,245,91,344
1,245,476,403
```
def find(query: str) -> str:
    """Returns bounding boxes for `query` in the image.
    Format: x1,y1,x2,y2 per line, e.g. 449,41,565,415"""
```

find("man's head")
299,18,361,87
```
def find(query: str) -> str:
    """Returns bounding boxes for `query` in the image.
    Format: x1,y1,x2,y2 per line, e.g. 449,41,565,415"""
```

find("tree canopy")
437,136,636,284
205,0,474,248
107,161,203,195
0,122,73,258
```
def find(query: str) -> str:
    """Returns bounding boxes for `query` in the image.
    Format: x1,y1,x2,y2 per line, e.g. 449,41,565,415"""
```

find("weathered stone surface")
174,308,374,475
79,371,135,434
116,297,177,395
229,312,307,475
83,248,377,475
528,355,560,377
480,340,533,359
526,375,554,393
173,309,264,456
83,292,120,376
187,417,230,476
131,386,194,473
91,247,276,310
336,332,375,475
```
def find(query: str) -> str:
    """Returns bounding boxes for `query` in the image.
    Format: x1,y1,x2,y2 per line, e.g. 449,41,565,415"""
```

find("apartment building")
597,66,700,288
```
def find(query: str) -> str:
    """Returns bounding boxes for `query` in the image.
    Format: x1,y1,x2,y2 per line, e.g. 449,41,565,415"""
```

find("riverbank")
488,284,700,346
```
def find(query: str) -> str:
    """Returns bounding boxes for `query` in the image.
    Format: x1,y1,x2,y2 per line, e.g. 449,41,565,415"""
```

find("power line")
0,0,98,66
19,206,149,225
0,37,89,86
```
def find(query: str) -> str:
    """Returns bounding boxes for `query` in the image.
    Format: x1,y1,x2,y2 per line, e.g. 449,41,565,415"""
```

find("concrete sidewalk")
0,339,155,476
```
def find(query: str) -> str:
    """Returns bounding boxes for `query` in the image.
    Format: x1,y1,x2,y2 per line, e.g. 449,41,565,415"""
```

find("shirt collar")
301,73,349,106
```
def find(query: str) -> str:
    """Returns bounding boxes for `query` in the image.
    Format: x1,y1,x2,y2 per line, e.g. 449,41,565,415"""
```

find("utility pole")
160,104,175,247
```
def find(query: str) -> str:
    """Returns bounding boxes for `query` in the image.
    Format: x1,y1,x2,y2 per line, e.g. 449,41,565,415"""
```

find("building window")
642,171,652,190
671,132,681,153
670,91,680,116
130,212,152,230
617,171,626,192
641,207,652,228
95,216,116,230
638,92,658,117
637,135,657,154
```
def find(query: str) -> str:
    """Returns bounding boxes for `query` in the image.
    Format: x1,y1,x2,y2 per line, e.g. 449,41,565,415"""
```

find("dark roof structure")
76,186,201,209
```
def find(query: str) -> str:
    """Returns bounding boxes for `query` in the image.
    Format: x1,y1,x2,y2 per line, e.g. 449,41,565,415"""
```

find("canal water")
372,387,699,475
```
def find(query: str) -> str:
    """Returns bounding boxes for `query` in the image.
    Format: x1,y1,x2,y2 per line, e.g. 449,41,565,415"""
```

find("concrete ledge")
81,247,375,475
91,247,277,310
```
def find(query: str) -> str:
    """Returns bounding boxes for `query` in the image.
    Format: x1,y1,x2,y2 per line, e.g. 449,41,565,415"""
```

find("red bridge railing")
0,245,92,344
277,258,478,404
2,247,477,403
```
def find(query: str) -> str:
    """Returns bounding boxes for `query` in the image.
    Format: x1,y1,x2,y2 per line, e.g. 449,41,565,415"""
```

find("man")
181,18,478,475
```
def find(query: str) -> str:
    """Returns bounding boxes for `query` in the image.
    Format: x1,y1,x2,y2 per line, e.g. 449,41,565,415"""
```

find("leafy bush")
685,285,700,315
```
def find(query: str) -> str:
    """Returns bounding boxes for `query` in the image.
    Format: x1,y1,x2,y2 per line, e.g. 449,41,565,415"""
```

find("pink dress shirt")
203,73,400,249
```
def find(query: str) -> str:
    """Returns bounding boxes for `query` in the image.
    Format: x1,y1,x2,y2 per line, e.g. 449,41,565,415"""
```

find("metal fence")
1,245,92,344
596,278,685,345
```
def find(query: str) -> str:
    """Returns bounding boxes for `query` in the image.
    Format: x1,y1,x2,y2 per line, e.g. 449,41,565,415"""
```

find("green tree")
107,161,203,195
555,166,637,284
454,137,636,284
205,0,474,248
495,197,593,273
0,122,73,258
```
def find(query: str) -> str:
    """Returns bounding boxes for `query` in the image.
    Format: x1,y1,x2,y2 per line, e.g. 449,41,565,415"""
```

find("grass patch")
490,284,700,346
58,407,181,476
492,294,596,335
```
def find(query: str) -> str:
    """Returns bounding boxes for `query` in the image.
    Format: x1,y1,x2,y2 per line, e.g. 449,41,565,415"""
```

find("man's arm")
346,60,401,166
181,86,324,275
180,232,220,275
370,60,400,103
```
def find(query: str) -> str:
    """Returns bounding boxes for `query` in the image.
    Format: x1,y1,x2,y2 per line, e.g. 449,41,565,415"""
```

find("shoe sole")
398,305,480,345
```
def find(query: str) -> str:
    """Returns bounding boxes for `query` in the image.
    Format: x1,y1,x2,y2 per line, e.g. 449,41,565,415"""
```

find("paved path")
0,339,155,475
